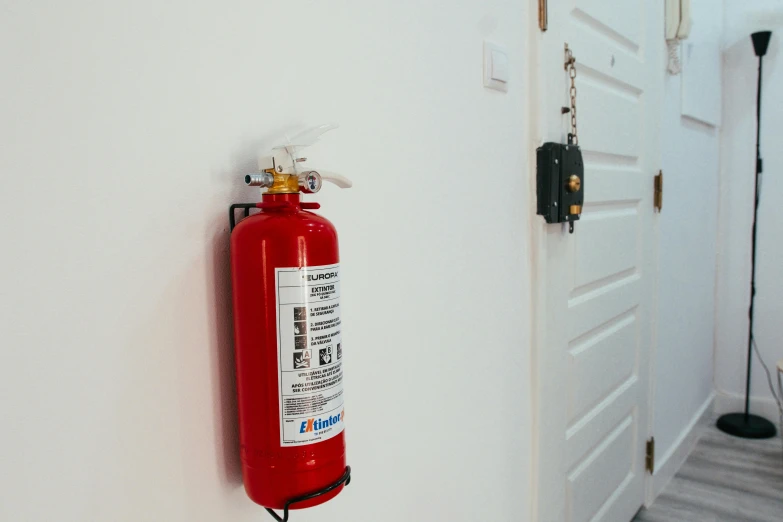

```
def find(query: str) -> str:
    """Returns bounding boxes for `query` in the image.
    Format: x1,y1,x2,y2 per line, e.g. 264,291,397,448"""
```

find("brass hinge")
645,437,655,474
654,171,663,212
538,0,548,31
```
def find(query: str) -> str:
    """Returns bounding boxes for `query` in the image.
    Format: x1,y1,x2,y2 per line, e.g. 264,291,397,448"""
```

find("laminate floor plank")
633,416,783,522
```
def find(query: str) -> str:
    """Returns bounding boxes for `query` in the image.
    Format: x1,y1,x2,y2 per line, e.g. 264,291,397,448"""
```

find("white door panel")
578,81,641,157
567,312,637,422
565,375,639,467
571,1,643,49
533,0,662,520
567,414,636,521
568,277,641,339
583,165,643,204
567,30,644,86
573,209,638,288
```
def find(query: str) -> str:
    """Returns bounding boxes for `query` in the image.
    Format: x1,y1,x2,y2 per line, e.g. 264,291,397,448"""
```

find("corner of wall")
713,391,782,422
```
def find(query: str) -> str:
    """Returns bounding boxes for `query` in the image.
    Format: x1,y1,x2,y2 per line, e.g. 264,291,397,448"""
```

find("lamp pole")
716,31,776,439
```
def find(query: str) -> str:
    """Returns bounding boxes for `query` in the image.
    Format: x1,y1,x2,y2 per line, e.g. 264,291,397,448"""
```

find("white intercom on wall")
665,0,692,74
665,0,692,40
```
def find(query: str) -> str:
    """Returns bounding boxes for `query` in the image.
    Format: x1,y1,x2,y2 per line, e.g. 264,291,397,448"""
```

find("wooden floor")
634,418,783,522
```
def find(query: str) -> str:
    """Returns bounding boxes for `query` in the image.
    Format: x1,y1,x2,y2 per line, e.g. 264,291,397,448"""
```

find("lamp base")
716,413,777,439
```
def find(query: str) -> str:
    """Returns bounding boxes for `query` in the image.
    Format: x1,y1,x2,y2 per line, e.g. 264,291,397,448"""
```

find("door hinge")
645,437,655,474
654,171,663,212
538,0,548,31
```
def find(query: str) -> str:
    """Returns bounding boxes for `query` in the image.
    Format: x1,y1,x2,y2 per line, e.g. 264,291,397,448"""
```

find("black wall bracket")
264,466,352,522
229,203,258,232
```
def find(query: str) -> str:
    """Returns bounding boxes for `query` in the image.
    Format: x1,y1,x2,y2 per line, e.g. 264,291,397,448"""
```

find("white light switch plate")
484,41,509,92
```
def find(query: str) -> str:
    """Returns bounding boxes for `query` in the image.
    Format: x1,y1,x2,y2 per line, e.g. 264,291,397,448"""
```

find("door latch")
536,141,584,233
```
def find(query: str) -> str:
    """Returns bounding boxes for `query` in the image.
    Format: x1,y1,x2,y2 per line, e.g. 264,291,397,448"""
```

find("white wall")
0,2,533,521
653,0,723,471
716,1,783,413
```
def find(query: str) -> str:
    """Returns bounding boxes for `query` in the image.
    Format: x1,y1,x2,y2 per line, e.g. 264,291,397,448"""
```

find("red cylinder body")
230,192,346,509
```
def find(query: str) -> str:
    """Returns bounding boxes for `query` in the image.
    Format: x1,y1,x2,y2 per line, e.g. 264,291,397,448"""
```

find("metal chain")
564,44,578,145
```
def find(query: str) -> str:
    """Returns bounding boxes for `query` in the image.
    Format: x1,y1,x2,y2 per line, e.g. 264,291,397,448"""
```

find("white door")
531,1,662,521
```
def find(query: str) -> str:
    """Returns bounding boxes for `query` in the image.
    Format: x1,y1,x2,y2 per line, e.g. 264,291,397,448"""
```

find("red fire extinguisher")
230,124,352,520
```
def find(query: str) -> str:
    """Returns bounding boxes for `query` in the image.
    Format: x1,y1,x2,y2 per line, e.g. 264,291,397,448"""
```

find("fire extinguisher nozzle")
245,173,274,188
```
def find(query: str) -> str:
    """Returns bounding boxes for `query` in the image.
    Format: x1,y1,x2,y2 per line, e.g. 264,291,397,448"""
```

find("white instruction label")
276,264,344,447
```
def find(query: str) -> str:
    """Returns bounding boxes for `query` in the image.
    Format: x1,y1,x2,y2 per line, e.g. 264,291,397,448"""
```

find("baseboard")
647,392,715,504
713,392,781,422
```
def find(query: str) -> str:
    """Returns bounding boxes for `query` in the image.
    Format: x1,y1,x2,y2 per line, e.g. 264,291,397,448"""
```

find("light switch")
491,49,509,82
484,41,509,92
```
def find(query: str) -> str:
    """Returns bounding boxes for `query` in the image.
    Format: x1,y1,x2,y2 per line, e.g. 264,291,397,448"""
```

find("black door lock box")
536,142,584,233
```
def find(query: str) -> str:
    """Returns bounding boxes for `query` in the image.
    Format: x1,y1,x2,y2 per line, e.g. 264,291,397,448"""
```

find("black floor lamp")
716,31,777,440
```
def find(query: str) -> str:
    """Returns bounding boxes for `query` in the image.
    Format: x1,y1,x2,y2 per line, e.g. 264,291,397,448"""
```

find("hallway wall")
653,0,723,477
0,2,534,521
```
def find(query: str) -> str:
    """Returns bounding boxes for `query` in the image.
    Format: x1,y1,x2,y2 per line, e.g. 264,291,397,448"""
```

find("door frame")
526,0,664,519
